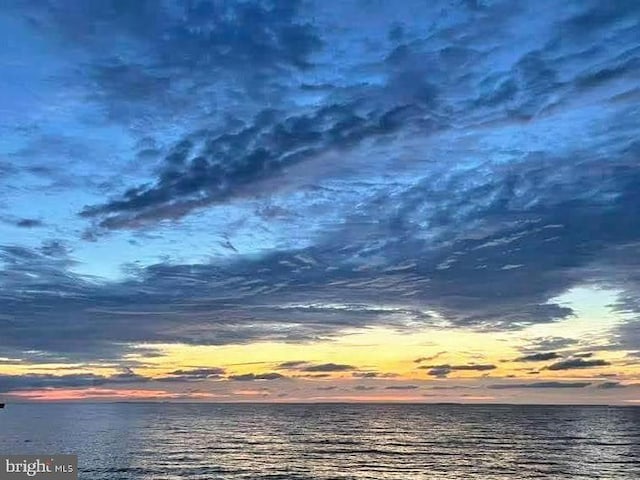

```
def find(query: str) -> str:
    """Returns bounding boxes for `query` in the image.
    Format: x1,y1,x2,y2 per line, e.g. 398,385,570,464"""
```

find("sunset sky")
1,0,639,404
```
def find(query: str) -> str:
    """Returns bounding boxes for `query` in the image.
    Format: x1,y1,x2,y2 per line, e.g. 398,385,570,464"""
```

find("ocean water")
1,403,640,479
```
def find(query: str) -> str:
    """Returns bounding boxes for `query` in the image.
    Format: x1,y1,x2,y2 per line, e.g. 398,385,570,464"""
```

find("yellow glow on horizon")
136,325,519,380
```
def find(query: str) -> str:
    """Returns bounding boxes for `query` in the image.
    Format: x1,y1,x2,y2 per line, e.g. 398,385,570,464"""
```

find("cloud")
354,385,376,391
573,352,594,358
351,371,398,379
155,367,225,382
546,358,611,371
276,360,309,369
301,363,354,373
1,0,640,365
108,367,149,383
414,351,447,363
169,367,225,377
14,218,45,228
445,363,497,371
518,337,579,354
425,367,451,379
352,372,378,378
0,369,149,393
228,372,285,381
79,100,434,231
488,382,591,389
427,385,477,390
515,352,562,362
596,381,625,389
24,0,321,122
421,364,497,378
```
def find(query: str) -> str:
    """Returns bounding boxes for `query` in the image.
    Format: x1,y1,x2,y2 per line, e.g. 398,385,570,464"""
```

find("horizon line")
3,401,639,407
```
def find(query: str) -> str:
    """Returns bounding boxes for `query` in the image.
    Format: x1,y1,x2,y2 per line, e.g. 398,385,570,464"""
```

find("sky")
0,0,639,404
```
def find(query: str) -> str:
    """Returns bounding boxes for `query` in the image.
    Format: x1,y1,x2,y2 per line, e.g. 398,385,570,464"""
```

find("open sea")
1,403,640,479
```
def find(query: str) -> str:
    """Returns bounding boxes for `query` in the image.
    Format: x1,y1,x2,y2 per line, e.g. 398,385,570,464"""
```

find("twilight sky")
1,0,639,403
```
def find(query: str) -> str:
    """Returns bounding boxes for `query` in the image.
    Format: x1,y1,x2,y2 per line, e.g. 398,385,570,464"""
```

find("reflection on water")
2,404,640,479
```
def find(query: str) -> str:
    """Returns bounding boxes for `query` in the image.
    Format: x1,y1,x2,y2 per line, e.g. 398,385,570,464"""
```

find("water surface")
1,403,639,479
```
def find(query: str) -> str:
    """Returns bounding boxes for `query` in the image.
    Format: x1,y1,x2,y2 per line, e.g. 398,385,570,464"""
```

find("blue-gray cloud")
0,0,639,364
546,358,611,371
155,367,225,382
420,364,497,378
0,368,149,393
14,218,44,228
515,352,562,362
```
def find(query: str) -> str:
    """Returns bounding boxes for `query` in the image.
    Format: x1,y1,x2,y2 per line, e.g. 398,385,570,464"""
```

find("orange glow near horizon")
6,388,226,402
